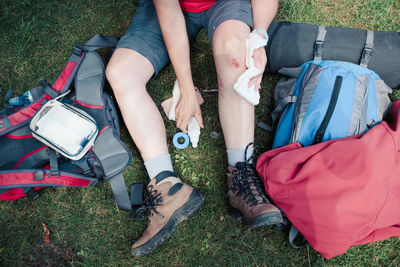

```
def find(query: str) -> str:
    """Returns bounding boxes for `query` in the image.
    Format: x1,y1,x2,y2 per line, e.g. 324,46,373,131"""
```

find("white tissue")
168,80,201,148
168,80,180,121
233,31,267,106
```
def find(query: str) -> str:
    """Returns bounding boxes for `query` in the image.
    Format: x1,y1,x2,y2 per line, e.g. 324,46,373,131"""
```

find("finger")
249,74,261,89
248,77,257,89
195,111,204,128
180,117,189,133
256,76,263,91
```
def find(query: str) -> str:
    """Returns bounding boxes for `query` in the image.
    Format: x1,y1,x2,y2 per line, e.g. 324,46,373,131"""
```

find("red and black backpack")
0,35,134,211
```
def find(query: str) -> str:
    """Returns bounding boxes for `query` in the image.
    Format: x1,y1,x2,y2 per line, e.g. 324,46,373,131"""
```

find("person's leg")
213,20,255,165
206,0,282,227
106,49,174,179
107,1,204,257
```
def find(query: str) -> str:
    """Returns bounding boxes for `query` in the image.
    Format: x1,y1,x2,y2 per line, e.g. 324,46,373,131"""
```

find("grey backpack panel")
75,52,105,107
375,79,393,119
291,64,324,143
349,74,369,136
92,127,131,178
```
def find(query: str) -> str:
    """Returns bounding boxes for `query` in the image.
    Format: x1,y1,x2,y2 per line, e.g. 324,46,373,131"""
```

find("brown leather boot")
227,162,282,228
131,171,205,257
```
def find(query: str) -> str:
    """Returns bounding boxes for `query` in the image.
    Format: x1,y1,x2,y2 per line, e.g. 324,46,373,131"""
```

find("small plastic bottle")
9,91,34,106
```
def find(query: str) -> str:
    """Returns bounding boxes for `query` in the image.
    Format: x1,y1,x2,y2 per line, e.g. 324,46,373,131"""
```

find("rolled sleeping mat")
265,21,400,89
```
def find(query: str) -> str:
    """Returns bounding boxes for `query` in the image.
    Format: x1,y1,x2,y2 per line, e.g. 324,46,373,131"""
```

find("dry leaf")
42,223,51,244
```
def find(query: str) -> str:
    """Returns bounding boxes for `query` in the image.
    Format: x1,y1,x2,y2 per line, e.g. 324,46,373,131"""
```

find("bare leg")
213,20,254,150
106,48,168,162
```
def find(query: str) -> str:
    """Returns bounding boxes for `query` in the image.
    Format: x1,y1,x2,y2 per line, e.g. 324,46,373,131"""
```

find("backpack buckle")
0,118,10,132
73,44,83,57
0,120,5,130
360,47,373,67
34,170,44,181
314,40,324,60
26,188,40,200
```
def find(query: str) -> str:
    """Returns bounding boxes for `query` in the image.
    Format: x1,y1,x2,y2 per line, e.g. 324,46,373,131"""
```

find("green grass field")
1,0,399,265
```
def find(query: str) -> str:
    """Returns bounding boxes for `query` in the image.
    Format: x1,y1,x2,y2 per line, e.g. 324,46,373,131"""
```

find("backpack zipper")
313,75,343,144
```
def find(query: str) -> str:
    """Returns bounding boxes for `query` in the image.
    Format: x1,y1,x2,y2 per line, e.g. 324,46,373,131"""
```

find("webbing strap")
258,121,274,132
83,34,119,51
314,26,327,60
108,173,132,211
272,95,297,125
360,30,374,68
48,149,59,178
289,225,308,248
40,79,61,98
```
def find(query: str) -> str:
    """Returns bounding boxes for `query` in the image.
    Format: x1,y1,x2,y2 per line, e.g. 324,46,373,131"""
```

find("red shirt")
179,0,216,12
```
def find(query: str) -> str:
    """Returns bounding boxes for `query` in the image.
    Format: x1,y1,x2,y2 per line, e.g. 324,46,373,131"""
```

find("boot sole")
228,205,283,228
131,189,205,257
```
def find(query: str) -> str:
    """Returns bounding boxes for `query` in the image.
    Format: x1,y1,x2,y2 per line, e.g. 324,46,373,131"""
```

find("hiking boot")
227,160,282,228
131,171,205,257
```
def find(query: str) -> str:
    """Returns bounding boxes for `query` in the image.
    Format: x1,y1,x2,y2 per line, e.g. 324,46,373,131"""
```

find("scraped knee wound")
232,58,240,68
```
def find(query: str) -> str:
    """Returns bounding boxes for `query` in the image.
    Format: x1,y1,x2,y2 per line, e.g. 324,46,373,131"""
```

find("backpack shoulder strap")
92,127,133,211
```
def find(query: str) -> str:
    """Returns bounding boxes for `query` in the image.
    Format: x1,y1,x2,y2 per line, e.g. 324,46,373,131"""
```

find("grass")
1,0,399,265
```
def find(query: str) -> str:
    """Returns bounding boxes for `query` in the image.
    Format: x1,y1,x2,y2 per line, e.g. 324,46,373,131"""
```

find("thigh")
205,0,253,45
117,0,206,77
108,48,155,84
116,0,169,77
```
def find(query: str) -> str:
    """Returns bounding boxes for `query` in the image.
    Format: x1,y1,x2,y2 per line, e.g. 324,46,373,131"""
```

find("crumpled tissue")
233,31,268,105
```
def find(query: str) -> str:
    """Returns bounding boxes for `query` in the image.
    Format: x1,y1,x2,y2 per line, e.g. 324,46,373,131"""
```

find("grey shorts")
116,0,253,76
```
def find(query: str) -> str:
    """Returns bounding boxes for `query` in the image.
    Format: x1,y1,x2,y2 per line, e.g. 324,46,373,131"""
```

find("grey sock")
144,154,174,180
227,148,254,167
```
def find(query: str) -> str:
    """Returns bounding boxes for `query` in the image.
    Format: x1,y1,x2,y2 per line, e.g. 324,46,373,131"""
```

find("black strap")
48,148,59,178
23,188,40,200
4,89,14,104
0,90,17,116
108,173,132,211
258,121,274,132
289,225,308,248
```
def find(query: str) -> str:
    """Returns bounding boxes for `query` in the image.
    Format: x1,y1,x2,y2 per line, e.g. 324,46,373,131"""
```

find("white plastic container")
29,99,98,160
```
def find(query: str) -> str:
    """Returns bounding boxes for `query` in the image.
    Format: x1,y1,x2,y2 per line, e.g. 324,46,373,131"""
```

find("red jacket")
257,101,400,259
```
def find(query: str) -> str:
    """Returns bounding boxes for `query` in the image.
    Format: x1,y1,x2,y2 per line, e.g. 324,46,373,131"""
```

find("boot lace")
134,184,164,220
228,143,268,207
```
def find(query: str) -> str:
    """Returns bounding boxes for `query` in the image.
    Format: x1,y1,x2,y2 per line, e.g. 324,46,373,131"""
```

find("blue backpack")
270,27,392,149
